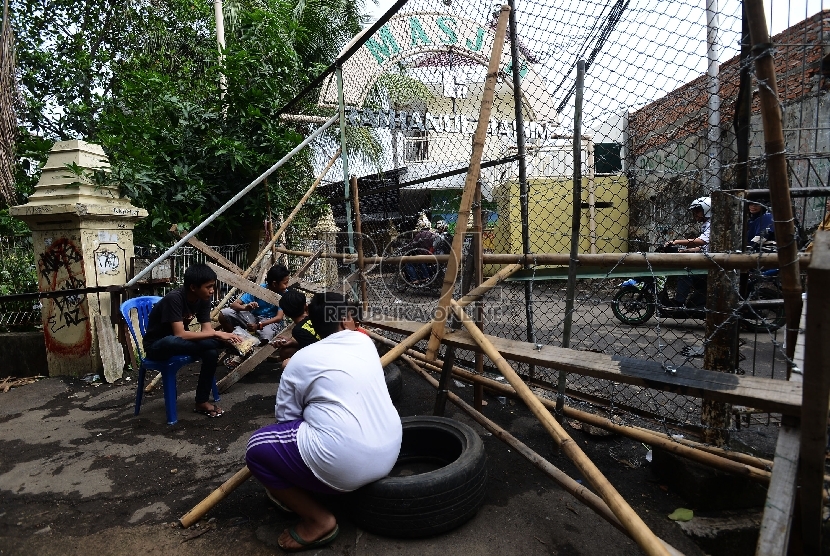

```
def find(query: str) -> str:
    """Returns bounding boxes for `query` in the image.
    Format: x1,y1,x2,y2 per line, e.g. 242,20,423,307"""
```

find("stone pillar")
10,140,147,377
313,206,340,287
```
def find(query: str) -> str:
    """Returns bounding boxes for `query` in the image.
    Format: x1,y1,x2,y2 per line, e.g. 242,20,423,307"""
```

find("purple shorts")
245,419,338,494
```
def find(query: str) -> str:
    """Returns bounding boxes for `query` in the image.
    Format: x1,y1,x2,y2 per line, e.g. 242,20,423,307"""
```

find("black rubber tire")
348,416,488,538
741,283,786,332
383,363,403,404
611,286,655,325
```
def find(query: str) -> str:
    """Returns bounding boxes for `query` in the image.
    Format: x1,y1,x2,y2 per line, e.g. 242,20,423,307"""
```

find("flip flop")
265,489,295,513
278,524,339,553
193,404,224,418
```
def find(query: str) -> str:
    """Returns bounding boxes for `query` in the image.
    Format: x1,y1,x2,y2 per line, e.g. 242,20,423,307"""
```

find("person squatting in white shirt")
245,292,402,552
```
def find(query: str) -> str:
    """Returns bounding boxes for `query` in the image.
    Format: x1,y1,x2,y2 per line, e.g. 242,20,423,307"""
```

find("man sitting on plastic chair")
141,263,243,419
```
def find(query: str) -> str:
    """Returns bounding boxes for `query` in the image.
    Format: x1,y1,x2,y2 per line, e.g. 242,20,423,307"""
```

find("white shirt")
697,220,711,253
275,329,402,491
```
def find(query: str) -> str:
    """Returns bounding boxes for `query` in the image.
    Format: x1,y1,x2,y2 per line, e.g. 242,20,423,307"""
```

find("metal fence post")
559,59,585,416
337,65,356,270
507,0,536,377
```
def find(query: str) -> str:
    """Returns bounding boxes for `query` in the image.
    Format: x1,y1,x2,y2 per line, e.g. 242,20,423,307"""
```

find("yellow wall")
488,175,629,274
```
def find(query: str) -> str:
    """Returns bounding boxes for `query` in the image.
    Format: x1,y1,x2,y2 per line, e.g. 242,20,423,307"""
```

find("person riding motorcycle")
747,202,774,247
666,196,710,307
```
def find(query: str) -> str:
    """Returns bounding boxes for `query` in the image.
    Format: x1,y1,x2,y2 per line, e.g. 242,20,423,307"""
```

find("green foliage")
12,0,368,245
0,237,37,296
373,71,434,108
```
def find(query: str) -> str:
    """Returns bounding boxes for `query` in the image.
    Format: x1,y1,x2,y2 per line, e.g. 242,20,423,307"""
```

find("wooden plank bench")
366,316,803,416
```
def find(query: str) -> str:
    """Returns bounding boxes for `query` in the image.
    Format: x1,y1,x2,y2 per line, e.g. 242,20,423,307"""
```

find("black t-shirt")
143,287,211,346
292,316,320,349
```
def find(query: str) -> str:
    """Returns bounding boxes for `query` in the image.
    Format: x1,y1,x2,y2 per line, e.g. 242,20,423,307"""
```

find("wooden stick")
368,329,772,484
449,300,670,556
426,5,512,362
211,149,341,318
208,262,282,308
350,175,368,314
271,247,811,271
400,355,686,556
757,422,800,556
179,466,252,528
798,231,830,552
169,224,243,274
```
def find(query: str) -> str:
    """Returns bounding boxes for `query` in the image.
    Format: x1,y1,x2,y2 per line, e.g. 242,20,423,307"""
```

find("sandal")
193,404,224,418
278,524,339,553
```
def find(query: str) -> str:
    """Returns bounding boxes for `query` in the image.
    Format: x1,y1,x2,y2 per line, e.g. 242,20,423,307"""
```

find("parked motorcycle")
611,244,785,332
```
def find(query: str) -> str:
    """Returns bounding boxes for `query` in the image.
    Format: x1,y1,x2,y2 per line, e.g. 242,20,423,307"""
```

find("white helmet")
688,196,712,219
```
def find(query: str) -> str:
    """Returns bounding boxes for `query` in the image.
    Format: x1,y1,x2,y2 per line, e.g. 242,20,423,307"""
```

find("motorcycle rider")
666,196,710,307
747,201,774,247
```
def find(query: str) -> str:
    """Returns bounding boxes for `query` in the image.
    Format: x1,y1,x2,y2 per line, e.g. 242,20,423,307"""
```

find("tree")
11,0,368,243
1,0,18,207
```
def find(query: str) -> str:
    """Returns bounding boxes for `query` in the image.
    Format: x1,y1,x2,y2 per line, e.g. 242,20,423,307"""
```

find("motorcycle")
386,230,458,295
611,243,786,332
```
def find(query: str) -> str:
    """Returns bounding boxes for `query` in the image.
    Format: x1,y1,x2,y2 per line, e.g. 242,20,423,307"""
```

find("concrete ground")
0,351,720,555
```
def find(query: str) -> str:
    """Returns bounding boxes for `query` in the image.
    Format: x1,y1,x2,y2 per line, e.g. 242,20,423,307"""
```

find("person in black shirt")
143,263,243,418
273,289,320,369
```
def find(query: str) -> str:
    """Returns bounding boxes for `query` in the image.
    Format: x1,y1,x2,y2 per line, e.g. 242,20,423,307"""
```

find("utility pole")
214,0,227,102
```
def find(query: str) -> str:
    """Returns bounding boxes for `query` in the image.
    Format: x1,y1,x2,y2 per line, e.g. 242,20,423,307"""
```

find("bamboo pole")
448,300,670,556
744,0,802,365
401,355,686,556
271,248,811,271
211,149,341,318
367,329,772,484
350,175,368,314
426,5,512,362
180,466,252,528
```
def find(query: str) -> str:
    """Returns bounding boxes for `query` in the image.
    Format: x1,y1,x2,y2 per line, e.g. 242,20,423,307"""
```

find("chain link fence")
272,0,830,442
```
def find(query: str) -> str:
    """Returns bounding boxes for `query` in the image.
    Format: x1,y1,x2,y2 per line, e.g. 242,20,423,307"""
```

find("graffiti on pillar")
38,237,91,357
96,249,120,276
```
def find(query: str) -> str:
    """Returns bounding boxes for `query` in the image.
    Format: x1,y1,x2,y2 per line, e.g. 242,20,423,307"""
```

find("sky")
358,0,827,139
367,0,825,37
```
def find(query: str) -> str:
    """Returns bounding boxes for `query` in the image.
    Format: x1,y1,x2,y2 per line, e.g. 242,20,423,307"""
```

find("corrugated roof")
629,10,829,157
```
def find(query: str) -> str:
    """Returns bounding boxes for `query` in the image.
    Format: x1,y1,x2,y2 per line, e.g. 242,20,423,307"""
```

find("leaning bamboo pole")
744,0,802,364
401,355,686,556
210,149,341,318
426,5,511,362
271,248,811,271
180,466,252,528
449,300,670,556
